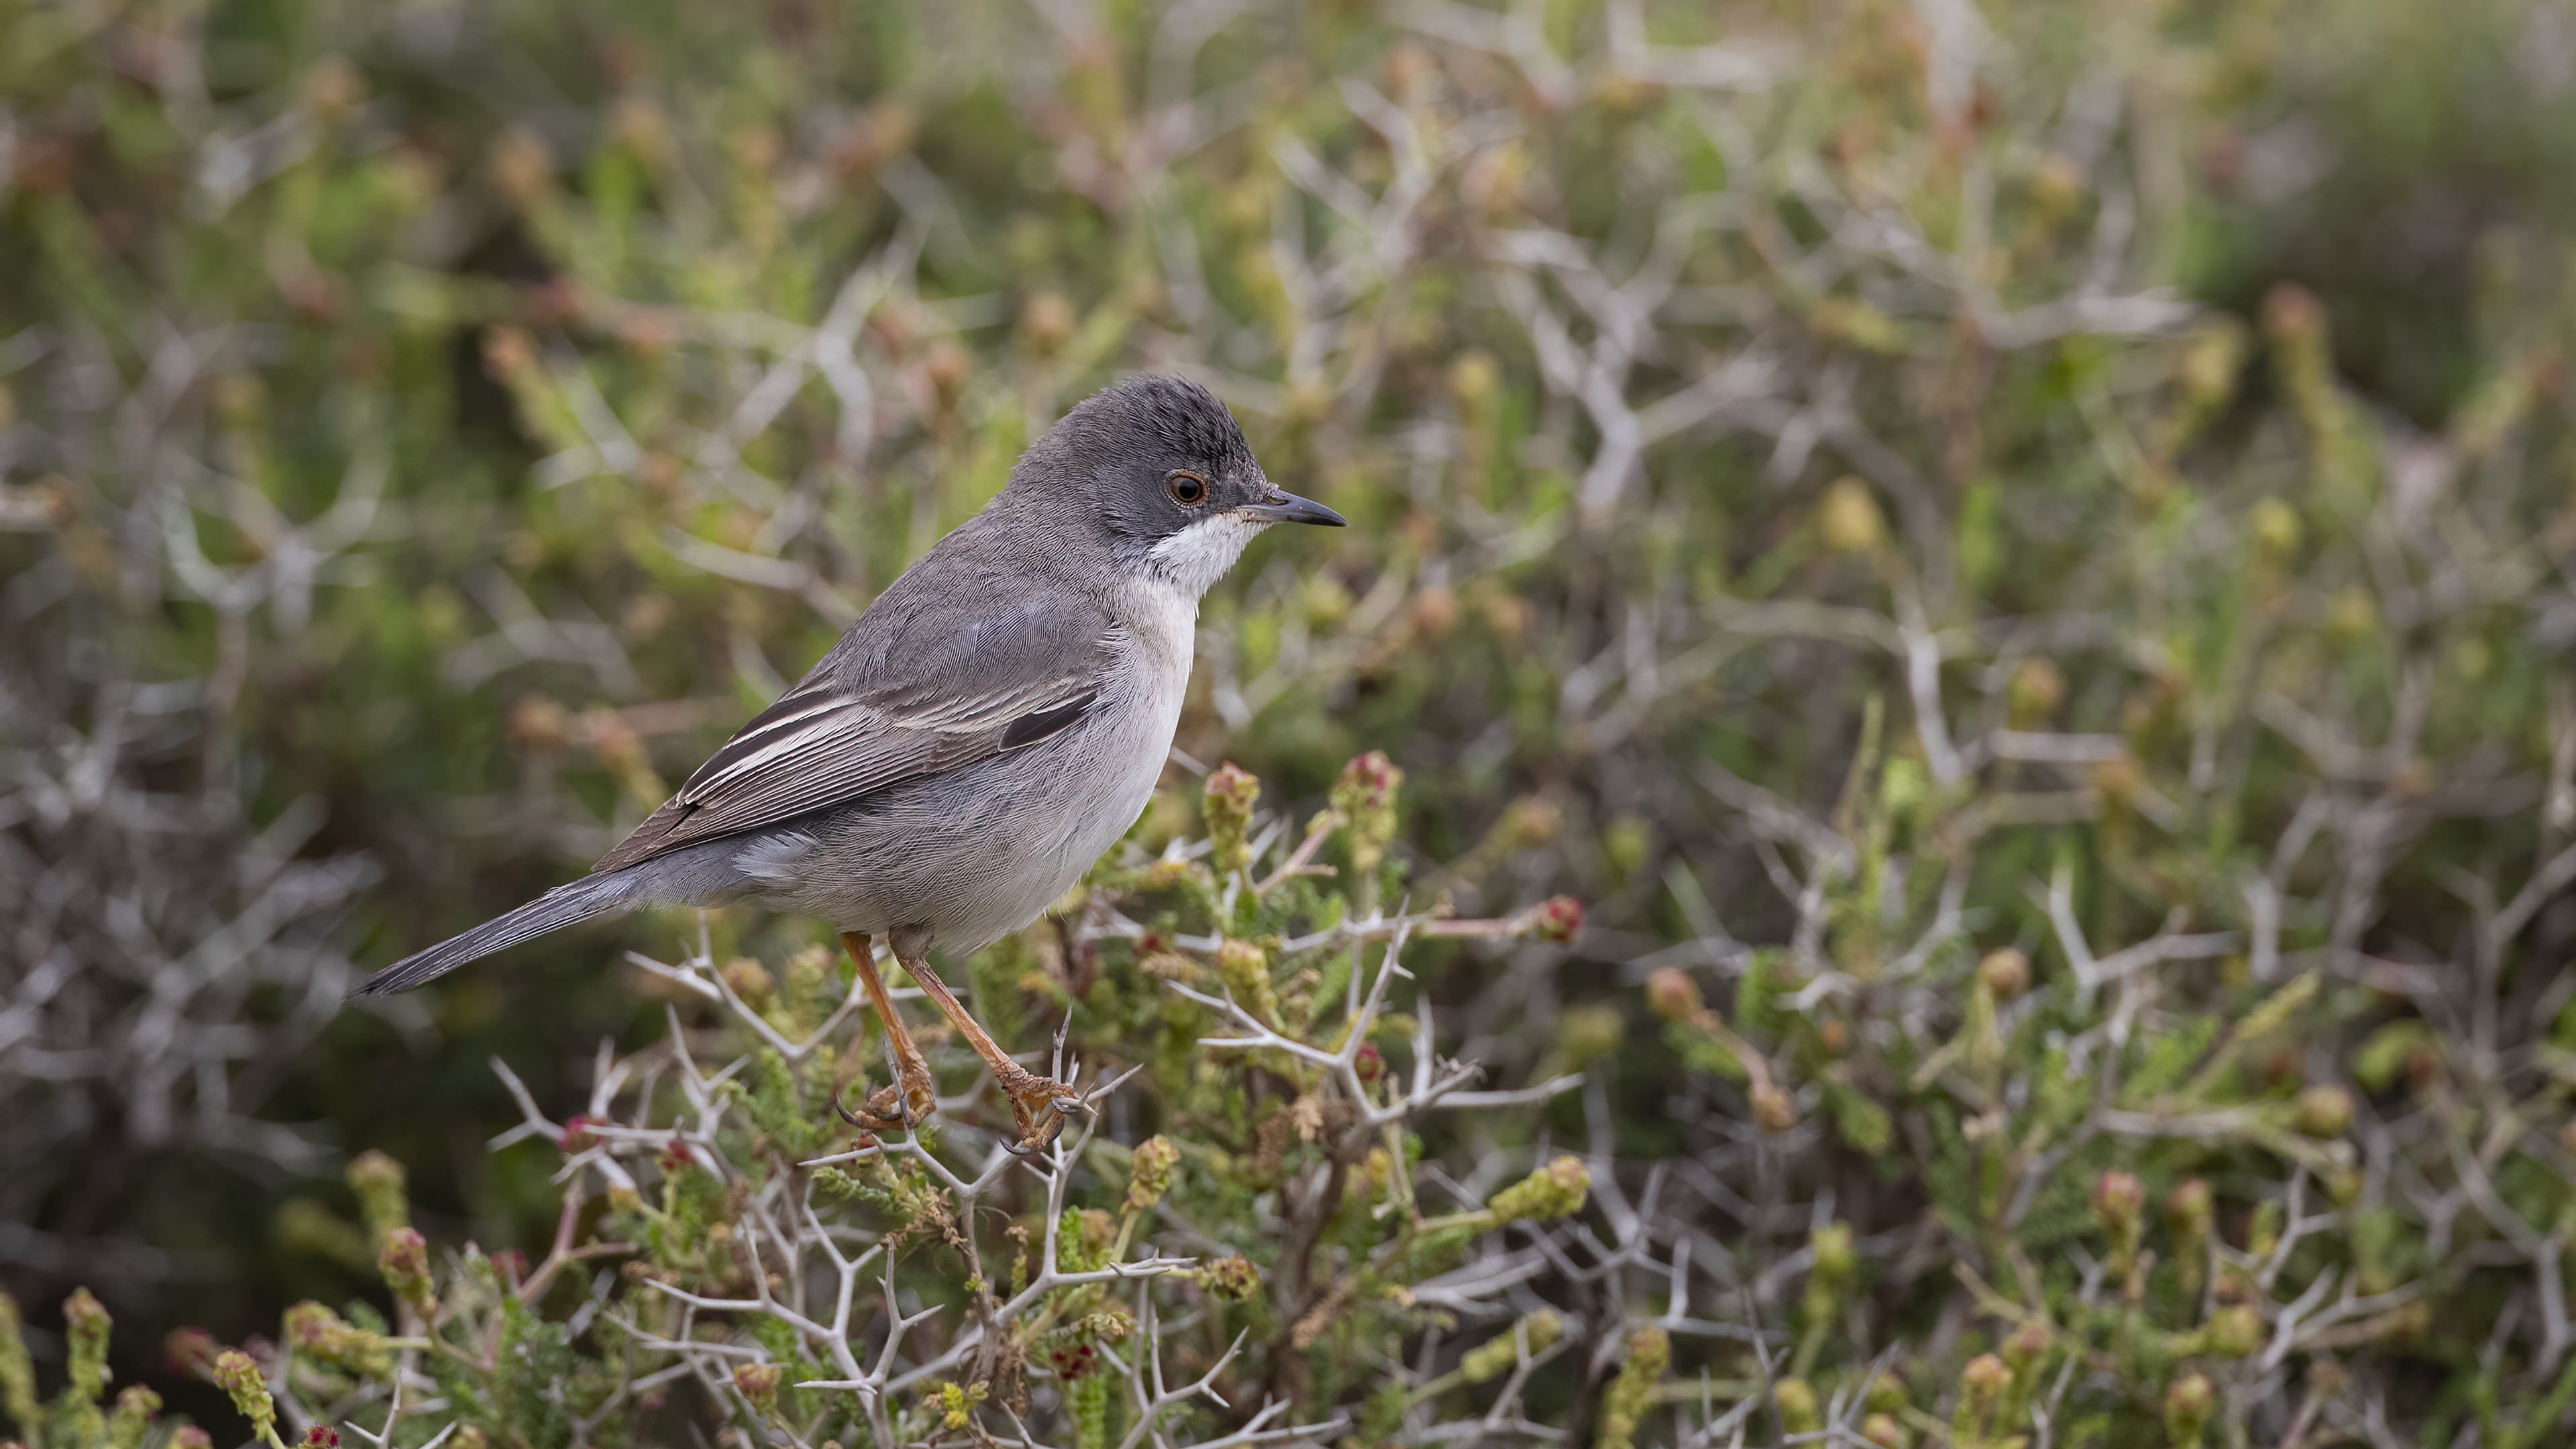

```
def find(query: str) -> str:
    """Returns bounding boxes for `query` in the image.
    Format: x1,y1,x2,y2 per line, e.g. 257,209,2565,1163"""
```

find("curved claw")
830,1082,912,1134
1000,1135,1056,1176
832,1090,889,1134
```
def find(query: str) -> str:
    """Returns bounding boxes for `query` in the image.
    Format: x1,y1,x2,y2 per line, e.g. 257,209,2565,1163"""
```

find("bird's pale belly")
730,663,1184,955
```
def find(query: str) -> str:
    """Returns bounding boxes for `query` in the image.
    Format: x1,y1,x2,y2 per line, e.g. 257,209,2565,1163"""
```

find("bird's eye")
1167,471,1210,506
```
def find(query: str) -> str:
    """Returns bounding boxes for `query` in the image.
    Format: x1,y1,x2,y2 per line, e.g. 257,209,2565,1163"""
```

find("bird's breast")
1061,579,1195,845
1114,574,1200,680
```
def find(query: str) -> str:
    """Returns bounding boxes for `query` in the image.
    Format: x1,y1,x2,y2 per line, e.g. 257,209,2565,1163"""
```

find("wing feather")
591,572,1118,875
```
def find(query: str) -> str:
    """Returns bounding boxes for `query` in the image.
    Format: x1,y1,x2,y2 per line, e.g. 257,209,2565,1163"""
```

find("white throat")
1144,512,1273,599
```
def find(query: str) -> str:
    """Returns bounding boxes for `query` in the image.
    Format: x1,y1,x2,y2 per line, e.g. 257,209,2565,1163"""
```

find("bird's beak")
1238,488,1347,527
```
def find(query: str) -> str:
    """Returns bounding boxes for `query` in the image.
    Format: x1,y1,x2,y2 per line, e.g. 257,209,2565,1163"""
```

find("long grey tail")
351,871,637,998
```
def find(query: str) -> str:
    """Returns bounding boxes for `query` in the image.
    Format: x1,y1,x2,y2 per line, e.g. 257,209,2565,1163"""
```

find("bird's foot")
832,1066,938,1136
993,1060,1090,1157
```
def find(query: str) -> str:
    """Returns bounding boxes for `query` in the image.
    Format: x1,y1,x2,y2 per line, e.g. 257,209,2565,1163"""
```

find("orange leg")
886,923,1086,1152
833,931,939,1133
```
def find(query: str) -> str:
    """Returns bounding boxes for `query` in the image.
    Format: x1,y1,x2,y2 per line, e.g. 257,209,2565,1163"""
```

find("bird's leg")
831,931,939,1133
886,924,1085,1153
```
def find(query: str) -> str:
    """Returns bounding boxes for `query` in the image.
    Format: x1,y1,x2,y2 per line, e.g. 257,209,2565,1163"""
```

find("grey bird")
352,375,1344,1151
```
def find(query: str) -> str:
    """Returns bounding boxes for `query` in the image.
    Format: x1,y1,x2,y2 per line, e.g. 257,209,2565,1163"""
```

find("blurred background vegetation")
7,0,2576,1441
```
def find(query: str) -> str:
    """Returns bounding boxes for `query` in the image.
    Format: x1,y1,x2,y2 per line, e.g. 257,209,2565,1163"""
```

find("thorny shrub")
9,743,2576,1449
9,0,2576,1446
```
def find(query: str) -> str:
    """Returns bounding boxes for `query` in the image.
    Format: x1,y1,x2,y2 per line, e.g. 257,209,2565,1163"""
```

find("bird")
351,374,1345,1152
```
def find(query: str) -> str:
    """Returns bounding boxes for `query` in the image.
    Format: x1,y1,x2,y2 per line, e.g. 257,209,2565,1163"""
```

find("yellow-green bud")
2202,1304,2261,1360
1976,949,2029,1001
0,1292,40,1427
2006,661,2065,724
1459,1308,1564,1385
2165,1177,2214,1238
106,1385,162,1449
734,1362,782,1415
2002,1322,2050,1375
1450,351,1499,407
721,959,775,1008
212,1351,275,1440
1960,1352,2011,1410
1774,1377,1823,1435
284,1301,391,1377
1811,1222,1858,1289
172,1428,214,1449
929,1380,986,1430
1866,1373,1909,1413
2094,1170,2145,1265
2249,1199,2284,1260
1646,968,1705,1022
1215,938,1280,1025
1595,1328,1670,1449
2164,1372,2214,1448
1952,1352,2012,1449
1203,763,1261,876
1555,1004,1625,1069
2178,321,2245,408
1331,752,1403,878
1126,1136,1181,1214
2294,1083,2353,1139
378,1227,437,1315
1203,1255,1261,1301
1522,1307,1564,1354
1489,1155,1589,1224
2249,498,2302,559
1819,478,1886,553
346,1151,409,1244
1862,1411,1911,1449
1458,1336,1516,1386
64,1288,111,1403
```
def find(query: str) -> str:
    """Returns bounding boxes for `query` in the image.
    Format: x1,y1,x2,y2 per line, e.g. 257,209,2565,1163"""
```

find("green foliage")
10,0,2576,1444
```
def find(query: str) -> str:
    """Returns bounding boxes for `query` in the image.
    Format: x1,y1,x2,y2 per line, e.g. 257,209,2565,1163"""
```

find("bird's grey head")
1001,376,1346,598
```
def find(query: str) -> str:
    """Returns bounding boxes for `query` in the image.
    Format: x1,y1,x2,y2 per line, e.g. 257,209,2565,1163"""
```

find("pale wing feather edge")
589,667,1104,875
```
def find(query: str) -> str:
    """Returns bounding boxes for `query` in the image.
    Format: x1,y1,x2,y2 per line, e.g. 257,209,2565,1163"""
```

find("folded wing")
592,575,1114,875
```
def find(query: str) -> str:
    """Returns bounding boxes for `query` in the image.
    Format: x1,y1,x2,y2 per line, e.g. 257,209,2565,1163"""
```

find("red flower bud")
166,1326,223,1378
379,1227,436,1313
1527,896,1584,944
1646,967,1704,1022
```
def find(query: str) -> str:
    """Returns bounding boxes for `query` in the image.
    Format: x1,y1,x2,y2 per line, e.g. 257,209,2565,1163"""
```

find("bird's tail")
350,871,638,998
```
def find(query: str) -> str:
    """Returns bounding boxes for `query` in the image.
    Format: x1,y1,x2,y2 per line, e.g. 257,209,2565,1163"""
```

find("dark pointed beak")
1239,489,1346,527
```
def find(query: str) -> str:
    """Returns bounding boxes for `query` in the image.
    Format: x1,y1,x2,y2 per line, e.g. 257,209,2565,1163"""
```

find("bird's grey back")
590,527,1123,876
